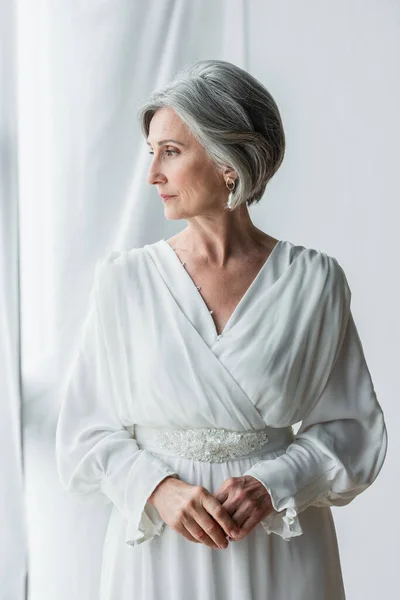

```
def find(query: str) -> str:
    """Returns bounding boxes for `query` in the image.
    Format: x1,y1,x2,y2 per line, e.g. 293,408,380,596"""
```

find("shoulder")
286,241,350,297
95,245,148,274
94,249,125,283
287,239,342,270
93,244,156,294
93,247,139,289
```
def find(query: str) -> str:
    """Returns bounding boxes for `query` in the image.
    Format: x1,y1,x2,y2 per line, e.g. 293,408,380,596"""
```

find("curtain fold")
0,1,28,599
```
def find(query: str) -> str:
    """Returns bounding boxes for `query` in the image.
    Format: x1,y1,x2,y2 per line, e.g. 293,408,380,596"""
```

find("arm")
243,309,388,541
55,254,179,546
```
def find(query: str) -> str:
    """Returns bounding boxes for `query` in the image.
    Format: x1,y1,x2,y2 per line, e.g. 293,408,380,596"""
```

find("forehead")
147,107,189,142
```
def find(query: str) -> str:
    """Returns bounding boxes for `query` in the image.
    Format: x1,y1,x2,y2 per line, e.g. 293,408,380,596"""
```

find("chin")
163,204,191,221
164,215,180,222
163,208,184,221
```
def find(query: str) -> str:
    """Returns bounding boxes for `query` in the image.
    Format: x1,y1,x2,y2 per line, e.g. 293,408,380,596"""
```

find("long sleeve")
244,309,388,542
55,254,179,546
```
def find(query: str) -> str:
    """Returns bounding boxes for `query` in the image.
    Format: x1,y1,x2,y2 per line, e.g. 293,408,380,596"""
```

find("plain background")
1,1,398,598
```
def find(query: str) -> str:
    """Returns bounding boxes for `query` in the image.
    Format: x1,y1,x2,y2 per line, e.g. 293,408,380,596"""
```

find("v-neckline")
160,238,283,340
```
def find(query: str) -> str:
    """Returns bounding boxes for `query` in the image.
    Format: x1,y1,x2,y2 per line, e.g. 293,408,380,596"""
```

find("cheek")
189,161,220,191
171,162,201,191
170,156,219,193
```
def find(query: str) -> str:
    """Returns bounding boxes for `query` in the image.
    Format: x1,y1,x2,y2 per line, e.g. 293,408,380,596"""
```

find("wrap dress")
55,238,388,600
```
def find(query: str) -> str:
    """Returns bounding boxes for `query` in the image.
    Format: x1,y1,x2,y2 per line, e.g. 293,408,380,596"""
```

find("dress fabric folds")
55,238,387,600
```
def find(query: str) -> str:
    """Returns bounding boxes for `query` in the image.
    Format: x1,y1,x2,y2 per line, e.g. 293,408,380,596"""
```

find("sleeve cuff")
243,445,338,542
125,469,180,547
245,469,304,542
259,497,303,541
101,449,179,547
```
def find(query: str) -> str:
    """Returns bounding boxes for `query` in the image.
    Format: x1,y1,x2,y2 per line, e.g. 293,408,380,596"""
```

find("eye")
148,148,178,157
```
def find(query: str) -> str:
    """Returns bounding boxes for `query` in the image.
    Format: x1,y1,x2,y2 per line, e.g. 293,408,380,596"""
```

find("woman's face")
146,107,229,220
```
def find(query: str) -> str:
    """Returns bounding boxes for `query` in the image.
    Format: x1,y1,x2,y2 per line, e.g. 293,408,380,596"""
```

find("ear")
220,166,238,181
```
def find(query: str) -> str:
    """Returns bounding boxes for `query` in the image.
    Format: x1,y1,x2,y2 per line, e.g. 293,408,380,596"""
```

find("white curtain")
1,1,398,599
0,0,28,598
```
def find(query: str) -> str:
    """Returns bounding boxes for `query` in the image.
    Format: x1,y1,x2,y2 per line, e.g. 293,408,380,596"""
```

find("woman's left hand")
213,475,274,541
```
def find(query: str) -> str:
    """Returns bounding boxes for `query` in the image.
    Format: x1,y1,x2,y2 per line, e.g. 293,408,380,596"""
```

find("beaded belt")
129,424,294,463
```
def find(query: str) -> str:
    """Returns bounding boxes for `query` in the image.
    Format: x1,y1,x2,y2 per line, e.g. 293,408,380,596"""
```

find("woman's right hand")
147,476,240,549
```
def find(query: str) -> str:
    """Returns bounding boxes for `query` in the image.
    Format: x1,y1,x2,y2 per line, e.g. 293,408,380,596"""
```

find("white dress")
55,238,387,600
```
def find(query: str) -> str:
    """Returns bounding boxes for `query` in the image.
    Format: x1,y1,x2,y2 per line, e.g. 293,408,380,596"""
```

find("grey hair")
137,59,285,210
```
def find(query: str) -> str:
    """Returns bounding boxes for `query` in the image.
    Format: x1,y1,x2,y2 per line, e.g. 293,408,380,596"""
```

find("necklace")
171,245,214,314
168,238,280,342
171,245,226,340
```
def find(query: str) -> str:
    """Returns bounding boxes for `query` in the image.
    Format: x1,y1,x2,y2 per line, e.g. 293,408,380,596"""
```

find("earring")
226,177,236,209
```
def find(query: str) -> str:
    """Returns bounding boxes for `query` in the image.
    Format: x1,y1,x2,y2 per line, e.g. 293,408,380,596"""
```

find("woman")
56,60,388,600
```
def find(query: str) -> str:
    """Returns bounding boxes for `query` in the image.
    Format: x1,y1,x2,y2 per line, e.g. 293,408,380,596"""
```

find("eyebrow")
146,138,185,147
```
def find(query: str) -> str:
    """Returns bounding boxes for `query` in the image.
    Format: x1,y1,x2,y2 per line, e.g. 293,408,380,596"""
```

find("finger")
230,493,273,529
194,508,230,548
231,513,262,540
230,502,254,529
213,477,241,506
220,497,242,518
213,489,229,504
203,494,240,538
176,526,202,545
182,514,220,549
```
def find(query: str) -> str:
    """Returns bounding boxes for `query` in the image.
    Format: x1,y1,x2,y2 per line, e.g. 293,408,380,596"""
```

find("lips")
160,194,175,201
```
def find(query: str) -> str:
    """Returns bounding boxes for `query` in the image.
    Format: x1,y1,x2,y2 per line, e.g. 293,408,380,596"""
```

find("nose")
146,156,167,186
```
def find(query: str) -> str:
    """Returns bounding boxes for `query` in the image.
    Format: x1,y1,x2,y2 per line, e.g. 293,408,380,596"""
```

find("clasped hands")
213,475,273,542
148,475,274,549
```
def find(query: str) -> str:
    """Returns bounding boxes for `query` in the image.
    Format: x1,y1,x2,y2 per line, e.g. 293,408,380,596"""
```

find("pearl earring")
226,177,236,209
